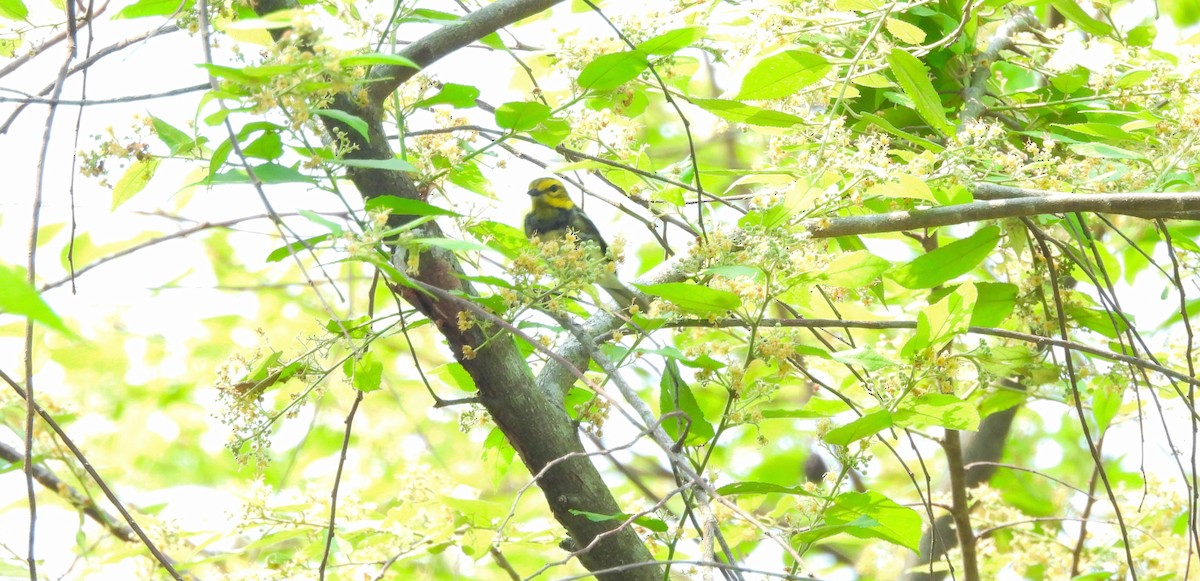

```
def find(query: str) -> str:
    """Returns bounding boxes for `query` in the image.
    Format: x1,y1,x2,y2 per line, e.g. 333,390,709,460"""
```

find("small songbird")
523,177,645,310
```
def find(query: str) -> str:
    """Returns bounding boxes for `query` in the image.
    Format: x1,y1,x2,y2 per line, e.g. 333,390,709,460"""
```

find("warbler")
524,177,645,310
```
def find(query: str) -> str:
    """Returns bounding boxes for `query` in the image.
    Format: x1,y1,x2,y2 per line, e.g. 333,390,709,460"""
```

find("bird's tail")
597,271,650,312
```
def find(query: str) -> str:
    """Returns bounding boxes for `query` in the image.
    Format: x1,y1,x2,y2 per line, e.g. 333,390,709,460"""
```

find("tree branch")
801,192,1200,238
368,0,566,104
244,0,660,576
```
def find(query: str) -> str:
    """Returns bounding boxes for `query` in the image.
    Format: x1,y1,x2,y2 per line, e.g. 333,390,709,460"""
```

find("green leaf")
885,48,953,136
831,346,896,372
823,409,893,446
242,131,282,160
1115,69,1153,89
866,173,936,203
1068,142,1147,162
494,101,551,131
690,98,806,127
0,38,21,57
816,251,891,288
796,491,922,551
432,362,477,392
448,160,490,196
337,157,418,173
338,53,420,69
252,163,313,184
763,398,851,420
365,196,457,217
197,63,256,85
1050,67,1090,93
636,26,706,55
314,110,370,142
413,83,480,108
886,18,926,44
716,481,821,497
409,237,491,254
1050,0,1113,37
888,226,1000,289
894,394,980,430
567,510,669,533
1091,384,1122,432
114,0,192,19
150,117,195,156
529,117,571,147
640,346,726,370
441,495,504,525
479,32,505,50
0,264,71,335
466,221,529,261
635,282,741,315
112,158,161,210
1064,305,1129,339
0,0,27,19
737,203,792,229
297,210,342,235
266,234,332,262
660,364,715,445
735,50,830,100
348,352,383,392
970,282,1018,327
578,50,649,91
858,112,944,152
903,281,977,356
209,138,232,178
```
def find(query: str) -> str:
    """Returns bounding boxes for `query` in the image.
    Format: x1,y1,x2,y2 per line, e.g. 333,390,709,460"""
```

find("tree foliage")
2,0,1200,579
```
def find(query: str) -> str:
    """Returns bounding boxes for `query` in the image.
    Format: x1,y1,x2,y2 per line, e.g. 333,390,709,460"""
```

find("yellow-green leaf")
866,173,936,202
886,18,926,44
735,50,830,100
112,158,161,210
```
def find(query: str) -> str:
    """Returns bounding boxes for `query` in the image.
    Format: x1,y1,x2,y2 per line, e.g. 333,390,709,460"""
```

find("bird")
523,177,646,310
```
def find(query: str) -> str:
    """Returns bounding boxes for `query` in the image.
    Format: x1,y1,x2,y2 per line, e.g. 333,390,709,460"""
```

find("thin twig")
0,369,182,578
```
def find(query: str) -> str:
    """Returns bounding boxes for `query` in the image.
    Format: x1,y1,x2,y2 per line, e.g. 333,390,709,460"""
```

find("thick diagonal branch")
245,0,658,577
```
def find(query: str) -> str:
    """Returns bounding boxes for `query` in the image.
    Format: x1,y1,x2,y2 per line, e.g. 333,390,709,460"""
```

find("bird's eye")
549,184,559,192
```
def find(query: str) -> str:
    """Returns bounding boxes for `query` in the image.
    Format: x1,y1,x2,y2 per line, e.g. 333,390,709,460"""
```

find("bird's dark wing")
568,208,609,255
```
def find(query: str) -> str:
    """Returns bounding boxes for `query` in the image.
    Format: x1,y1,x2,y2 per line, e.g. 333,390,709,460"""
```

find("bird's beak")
526,188,541,197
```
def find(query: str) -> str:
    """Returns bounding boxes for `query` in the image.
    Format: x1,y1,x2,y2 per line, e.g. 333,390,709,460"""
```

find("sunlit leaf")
831,346,897,372
894,394,980,430
636,26,706,55
338,53,420,69
903,281,977,356
823,409,893,445
0,264,71,335
691,98,806,127
886,48,953,135
413,83,480,109
888,226,1000,289
795,491,922,551
115,0,193,19
494,102,551,131
578,50,649,91
635,282,742,314
314,110,371,142
735,50,830,100
660,366,714,445
886,18,926,44
112,158,161,210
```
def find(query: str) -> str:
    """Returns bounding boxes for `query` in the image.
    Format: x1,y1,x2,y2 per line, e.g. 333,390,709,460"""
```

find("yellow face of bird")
527,177,575,211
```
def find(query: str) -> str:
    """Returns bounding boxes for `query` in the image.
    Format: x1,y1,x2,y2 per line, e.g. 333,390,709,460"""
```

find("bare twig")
0,369,182,578
0,441,135,542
